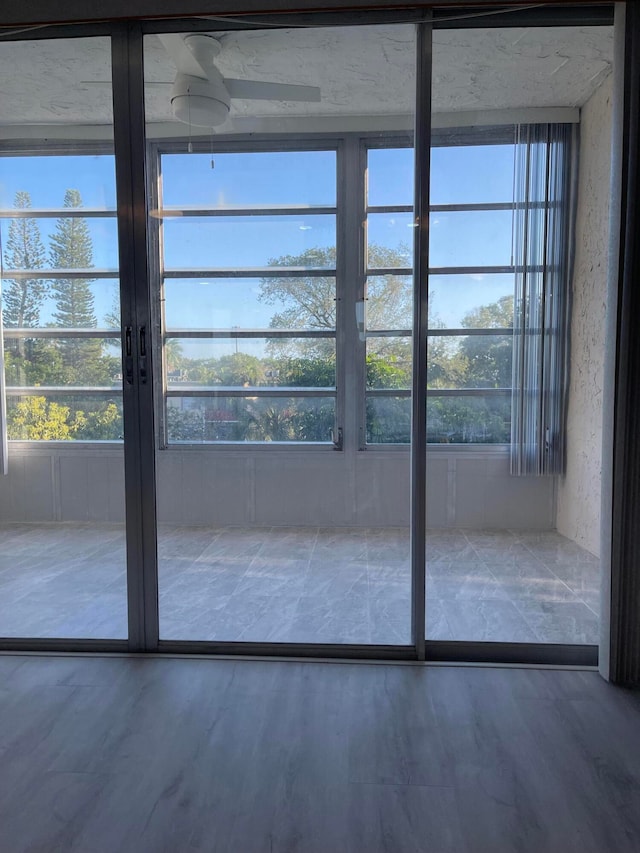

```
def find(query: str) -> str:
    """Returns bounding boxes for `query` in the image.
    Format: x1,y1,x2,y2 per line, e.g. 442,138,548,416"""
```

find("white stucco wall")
556,73,613,557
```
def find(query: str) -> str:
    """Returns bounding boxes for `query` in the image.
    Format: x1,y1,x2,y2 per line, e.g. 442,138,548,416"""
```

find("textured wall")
556,74,613,556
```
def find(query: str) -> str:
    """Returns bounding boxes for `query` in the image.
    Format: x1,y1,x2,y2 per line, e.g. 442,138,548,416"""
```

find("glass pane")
6,395,123,441
367,212,414,265
2,217,118,270
367,147,413,206
430,144,515,205
366,337,411,389
429,274,514,329
165,277,337,331
166,339,336,388
163,215,336,270
147,23,416,646
366,395,411,444
428,23,613,647
166,396,335,443
4,337,121,387
0,278,121,329
426,394,511,444
0,36,126,640
430,210,513,267
161,150,337,208
428,335,513,389
0,155,117,209
366,274,412,331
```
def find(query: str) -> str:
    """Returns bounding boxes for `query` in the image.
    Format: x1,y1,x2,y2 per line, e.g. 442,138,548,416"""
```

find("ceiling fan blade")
225,78,321,103
157,33,208,79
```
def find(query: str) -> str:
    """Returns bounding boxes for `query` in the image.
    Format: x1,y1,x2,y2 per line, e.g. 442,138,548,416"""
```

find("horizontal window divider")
0,208,117,219
6,386,122,397
366,202,536,214
366,267,413,277
166,386,336,398
426,388,512,397
365,388,411,397
152,205,336,218
3,328,120,339
163,266,336,279
428,327,513,337
367,205,414,214
3,269,118,280
366,329,413,337
365,388,512,398
429,202,514,212
367,328,514,338
163,440,335,450
164,328,335,340
366,266,522,276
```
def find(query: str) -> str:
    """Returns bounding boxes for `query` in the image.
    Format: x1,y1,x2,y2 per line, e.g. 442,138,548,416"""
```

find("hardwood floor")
0,654,638,852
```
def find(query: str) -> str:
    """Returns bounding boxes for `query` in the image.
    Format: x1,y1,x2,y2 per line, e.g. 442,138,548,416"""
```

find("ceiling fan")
84,33,321,128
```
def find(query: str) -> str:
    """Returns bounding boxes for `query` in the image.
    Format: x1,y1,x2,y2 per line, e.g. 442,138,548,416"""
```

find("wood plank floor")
0,655,639,852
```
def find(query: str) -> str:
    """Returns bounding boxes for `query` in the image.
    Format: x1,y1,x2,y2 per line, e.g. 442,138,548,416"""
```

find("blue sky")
0,145,516,355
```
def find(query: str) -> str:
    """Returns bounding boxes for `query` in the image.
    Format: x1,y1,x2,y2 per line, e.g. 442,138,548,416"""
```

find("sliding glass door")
143,24,418,646
0,6,612,662
426,22,612,653
0,34,128,639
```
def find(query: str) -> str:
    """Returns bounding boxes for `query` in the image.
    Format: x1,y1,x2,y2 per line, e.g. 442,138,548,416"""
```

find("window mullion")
338,136,366,455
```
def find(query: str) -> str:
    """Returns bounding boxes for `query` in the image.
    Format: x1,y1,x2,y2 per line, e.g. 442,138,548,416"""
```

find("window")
365,133,516,445
0,152,123,441
0,128,570,450
153,147,338,444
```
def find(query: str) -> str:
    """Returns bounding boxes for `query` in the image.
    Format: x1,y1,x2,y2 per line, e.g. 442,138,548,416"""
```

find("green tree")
49,189,104,381
260,244,414,359
1,191,51,386
6,396,84,441
2,191,47,328
73,402,122,440
460,294,514,388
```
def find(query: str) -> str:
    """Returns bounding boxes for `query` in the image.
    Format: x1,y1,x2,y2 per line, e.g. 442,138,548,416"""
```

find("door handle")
124,326,134,385
139,326,148,384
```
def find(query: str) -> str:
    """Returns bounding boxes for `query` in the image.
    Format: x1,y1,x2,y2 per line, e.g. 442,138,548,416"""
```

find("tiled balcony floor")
0,524,600,645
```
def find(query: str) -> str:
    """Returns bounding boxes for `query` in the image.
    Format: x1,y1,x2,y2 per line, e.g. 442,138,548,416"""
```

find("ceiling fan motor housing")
170,70,230,127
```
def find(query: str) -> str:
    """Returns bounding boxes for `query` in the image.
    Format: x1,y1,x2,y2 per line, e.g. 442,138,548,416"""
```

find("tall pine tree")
50,188,103,380
2,190,47,383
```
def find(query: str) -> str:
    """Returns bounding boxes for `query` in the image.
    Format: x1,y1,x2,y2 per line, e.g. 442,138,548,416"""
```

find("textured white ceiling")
0,24,613,134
